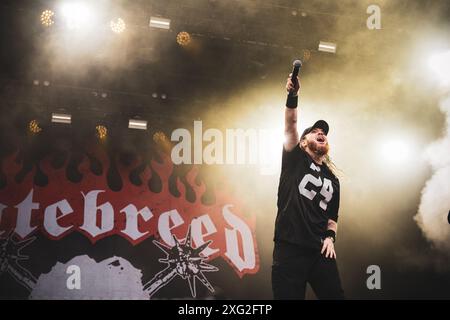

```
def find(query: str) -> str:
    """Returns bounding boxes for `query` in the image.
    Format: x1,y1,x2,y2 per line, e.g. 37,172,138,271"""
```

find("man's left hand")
321,237,336,259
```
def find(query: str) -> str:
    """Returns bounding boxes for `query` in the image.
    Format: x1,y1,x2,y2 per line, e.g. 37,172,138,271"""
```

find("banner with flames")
0,143,259,299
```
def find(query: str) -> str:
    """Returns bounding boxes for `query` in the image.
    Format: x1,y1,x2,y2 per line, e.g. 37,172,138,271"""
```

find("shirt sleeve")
281,143,302,173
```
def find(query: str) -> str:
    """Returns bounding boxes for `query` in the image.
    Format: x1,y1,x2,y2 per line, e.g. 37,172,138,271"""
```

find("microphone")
286,59,302,108
288,59,302,97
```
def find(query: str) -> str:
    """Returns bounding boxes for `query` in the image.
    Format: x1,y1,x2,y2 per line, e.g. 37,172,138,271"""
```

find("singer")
271,61,345,299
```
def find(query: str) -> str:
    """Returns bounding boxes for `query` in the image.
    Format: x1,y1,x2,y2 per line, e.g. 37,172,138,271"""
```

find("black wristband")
285,94,298,109
324,229,336,242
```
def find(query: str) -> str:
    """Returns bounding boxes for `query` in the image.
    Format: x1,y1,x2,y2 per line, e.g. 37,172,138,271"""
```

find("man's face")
303,128,329,156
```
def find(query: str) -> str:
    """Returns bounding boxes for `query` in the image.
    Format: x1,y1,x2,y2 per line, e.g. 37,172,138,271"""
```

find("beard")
307,139,329,157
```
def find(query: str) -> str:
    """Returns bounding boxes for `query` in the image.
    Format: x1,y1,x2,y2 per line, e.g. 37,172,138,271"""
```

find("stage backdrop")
0,133,262,299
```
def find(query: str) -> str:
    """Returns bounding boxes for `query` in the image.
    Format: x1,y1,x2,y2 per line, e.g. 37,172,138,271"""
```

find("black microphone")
286,59,302,108
288,59,302,97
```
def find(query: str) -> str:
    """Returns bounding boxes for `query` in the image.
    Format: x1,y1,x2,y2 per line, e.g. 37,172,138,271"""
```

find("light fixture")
149,16,171,30
428,50,450,86
318,41,337,54
110,18,126,34
176,31,191,46
51,113,71,124
303,49,311,62
153,131,167,143
60,3,92,30
96,125,107,139
40,10,55,27
378,137,412,165
29,120,42,133
153,131,171,153
128,119,147,130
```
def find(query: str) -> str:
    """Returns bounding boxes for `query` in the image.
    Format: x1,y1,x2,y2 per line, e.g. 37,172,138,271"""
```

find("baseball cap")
300,120,329,139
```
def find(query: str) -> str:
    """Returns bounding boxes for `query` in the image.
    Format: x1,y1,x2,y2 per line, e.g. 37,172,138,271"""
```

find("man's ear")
300,138,306,148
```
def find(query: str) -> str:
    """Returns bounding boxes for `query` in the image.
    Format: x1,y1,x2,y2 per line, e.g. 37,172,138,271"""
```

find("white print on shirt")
298,174,334,210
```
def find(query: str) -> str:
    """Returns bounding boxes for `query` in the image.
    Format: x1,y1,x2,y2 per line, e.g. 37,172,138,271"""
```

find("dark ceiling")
1,0,449,125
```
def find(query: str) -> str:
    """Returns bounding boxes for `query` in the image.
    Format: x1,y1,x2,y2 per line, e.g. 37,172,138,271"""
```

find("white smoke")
415,93,450,251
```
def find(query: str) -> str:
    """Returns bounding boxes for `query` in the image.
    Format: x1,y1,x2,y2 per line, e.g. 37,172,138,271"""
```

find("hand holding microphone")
286,59,302,108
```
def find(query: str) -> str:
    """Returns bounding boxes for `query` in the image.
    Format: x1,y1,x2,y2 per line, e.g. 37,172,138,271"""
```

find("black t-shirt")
274,143,340,251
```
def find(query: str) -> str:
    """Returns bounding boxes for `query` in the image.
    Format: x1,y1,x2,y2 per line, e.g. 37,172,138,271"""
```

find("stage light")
149,16,171,29
153,131,172,153
303,49,311,62
378,138,412,165
43,80,50,87
110,18,126,34
161,93,167,100
318,41,337,54
153,131,167,143
60,3,92,30
33,80,39,86
428,50,450,86
176,31,191,46
51,113,71,124
29,120,42,134
128,119,147,130
152,93,158,98
40,10,55,27
96,125,107,139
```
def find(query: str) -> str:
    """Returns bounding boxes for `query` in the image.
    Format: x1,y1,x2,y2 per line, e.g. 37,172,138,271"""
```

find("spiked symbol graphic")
143,226,218,298
0,233,37,291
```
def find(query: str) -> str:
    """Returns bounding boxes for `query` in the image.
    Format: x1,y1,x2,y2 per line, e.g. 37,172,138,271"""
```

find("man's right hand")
286,74,300,96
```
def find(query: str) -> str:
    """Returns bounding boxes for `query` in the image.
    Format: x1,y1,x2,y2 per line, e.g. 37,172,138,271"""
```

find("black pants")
272,241,345,300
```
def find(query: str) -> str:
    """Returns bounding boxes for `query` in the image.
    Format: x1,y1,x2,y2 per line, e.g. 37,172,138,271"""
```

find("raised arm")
284,75,300,151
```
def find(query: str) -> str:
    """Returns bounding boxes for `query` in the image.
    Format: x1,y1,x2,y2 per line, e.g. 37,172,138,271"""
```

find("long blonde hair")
324,154,342,179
